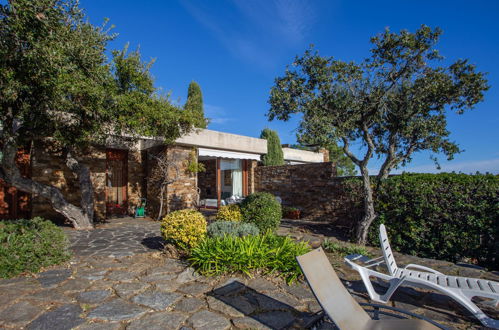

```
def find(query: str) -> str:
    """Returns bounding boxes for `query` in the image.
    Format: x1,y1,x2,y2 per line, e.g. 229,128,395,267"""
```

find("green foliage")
0,217,71,278
184,81,207,128
189,232,311,283
327,143,356,176
216,204,242,222
322,239,370,258
160,209,207,250
268,25,489,243
240,192,282,232
260,129,284,166
186,149,206,174
354,173,497,269
207,221,260,238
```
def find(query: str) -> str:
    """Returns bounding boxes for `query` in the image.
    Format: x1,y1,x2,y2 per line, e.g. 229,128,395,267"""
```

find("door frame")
105,148,128,217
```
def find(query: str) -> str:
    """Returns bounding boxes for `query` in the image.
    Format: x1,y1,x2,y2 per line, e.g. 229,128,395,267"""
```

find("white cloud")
204,104,233,126
181,0,316,67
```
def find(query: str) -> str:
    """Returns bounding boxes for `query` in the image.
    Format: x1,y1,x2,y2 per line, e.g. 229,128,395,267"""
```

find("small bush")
207,221,259,238
322,239,371,257
216,204,242,222
0,217,71,278
161,209,207,250
240,192,282,232
189,232,310,283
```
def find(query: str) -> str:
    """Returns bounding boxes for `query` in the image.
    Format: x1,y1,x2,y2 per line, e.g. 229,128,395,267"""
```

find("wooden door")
106,149,128,216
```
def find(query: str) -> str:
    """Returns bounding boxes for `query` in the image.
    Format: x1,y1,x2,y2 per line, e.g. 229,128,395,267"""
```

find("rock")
140,273,177,283
76,322,122,330
77,290,111,304
188,310,231,330
105,270,140,282
178,282,211,296
113,282,150,298
127,311,188,330
154,280,181,292
212,278,247,296
87,299,148,321
57,279,92,293
174,297,206,313
27,304,84,330
147,260,184,275
232,316,271,329
76,270,108,281
251,310,295,329
131,291,182,310
0,301,44,327
209,295,256,315
265,291,306,311
285,283,315,301
246,278,278,293
37,269,72,288
24,289,72,304
176,268,200,284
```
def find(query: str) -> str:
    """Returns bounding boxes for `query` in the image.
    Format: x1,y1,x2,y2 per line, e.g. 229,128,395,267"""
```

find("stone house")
0,129,325,222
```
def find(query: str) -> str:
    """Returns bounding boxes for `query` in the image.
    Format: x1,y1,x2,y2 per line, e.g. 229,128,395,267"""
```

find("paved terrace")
0,218,497,329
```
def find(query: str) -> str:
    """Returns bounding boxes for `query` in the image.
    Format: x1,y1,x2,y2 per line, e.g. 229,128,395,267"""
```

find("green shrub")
240,192,282,232
362,173,498,269
322,239,371,257
161,209,207,250
0,217,71,278
189,232,310,283
260,128,284,166
216,204,242,222
207,221,259,238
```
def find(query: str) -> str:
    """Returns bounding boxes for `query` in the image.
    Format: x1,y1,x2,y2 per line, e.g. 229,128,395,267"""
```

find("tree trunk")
157,184,166,220
0,141,93,230
65,150,94,226
354,166,376,245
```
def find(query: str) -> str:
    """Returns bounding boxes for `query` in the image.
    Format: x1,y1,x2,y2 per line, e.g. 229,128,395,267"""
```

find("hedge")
358,173,498,269
0,217,72,278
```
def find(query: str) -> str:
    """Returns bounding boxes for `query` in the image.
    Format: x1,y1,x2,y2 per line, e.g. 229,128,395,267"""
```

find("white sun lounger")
345,224,499,329
297,248,440,329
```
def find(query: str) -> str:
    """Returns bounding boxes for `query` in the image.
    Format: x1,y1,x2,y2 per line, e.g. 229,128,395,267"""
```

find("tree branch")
341,137,361,166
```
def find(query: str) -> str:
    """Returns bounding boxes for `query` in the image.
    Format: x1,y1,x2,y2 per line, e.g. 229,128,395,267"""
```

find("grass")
322,239,371,258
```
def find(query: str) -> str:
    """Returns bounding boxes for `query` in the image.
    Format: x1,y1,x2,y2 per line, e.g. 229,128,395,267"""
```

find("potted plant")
283,206,301,219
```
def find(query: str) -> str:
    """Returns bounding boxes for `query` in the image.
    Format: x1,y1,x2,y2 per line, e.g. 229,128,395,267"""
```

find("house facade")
0,129,326,222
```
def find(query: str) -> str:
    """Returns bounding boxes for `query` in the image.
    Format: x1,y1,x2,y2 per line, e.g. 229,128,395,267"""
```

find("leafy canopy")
184,81,207,129
268,25,489,177
0,0,193,151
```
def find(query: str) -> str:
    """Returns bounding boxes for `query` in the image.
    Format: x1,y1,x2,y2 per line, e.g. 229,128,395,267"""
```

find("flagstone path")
0,217,496,329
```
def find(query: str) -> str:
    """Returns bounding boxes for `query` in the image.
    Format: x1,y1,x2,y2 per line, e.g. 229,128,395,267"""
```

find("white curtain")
232,168,242,197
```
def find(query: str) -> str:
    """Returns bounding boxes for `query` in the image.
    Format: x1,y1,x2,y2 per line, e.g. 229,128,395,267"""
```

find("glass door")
106,149,128,216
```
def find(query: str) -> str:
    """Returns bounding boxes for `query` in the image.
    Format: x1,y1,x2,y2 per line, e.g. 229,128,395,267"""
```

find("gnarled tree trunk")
354,166,376,245
0,140,93,229
65,149,94,224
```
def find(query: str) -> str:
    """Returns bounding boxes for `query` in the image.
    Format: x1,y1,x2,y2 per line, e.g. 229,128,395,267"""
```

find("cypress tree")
260,128,284,166
185,81,207,128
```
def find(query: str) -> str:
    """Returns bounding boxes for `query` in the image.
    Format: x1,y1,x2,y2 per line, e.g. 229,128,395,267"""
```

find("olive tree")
0,0,193,229
268,26,489,244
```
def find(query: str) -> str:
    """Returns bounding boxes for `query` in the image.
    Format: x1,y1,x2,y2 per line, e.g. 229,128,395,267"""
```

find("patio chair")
297,248,441,329
345,224,499,329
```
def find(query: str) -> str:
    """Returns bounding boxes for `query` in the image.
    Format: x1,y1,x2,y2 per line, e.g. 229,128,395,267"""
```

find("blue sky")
81,0,499,174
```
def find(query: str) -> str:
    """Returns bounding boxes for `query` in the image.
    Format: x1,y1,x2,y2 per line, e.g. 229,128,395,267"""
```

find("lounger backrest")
297,248,371,329
379,224,398,275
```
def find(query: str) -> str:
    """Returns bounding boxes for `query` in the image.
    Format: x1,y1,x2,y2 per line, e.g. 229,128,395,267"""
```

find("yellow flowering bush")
161,209,207,250
216,204,242,222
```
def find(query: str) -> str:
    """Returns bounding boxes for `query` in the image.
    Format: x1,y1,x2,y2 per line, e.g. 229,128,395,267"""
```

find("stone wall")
254,162,362,227
197,159,216,199
145,145,197,219
31,143,108,222
31,142,145,222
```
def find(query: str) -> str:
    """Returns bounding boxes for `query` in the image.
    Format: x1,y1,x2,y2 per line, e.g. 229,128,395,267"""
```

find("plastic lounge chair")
345,224,499,329
296,248,441,329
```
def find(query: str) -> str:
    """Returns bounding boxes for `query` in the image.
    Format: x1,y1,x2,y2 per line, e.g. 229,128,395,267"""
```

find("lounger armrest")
403,264,443,275
345,254,384,268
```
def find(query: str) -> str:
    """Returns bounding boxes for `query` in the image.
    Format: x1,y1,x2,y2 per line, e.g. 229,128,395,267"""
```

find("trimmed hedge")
240,192,282,232
362,173,498,269
0,217,71,278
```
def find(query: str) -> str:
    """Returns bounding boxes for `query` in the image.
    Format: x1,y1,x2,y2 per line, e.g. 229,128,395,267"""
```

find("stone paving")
0,217,497,329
